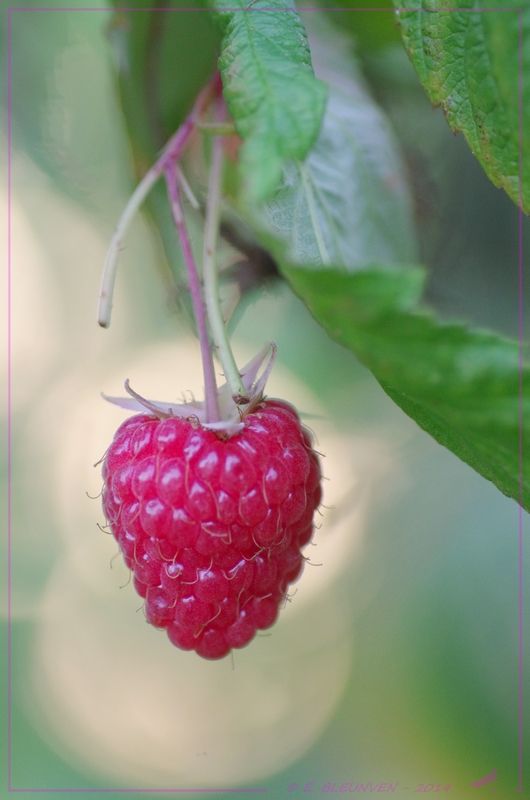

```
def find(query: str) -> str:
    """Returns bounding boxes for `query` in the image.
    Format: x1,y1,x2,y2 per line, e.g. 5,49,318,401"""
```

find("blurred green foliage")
395,0,530,213
3,2,529,798
325,0,399,52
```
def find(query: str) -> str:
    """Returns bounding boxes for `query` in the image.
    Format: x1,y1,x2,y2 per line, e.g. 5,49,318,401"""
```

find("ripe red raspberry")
101,399,322,659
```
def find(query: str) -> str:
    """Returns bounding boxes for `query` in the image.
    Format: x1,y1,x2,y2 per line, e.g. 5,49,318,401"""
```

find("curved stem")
97,75,219,328
203,122,246,398
97,169,160,327
165,161,220,423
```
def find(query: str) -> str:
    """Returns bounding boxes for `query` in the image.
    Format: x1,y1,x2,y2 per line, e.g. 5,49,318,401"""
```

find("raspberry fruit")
101,399,322,659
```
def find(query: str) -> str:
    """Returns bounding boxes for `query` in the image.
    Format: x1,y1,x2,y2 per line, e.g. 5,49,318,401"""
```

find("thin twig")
177,166,200,210
203,102,246,398
165,161,220,423
97,76,219,328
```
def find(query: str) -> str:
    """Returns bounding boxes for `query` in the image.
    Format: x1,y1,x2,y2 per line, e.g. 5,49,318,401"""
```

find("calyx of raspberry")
102,343,277,437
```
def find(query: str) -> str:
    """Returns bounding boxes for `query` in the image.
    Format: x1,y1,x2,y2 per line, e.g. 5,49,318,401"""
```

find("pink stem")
98,74,222,329
165,160,220,423
152,74,221,181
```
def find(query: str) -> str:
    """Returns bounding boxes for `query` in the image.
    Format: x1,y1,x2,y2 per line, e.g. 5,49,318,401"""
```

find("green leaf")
284,266,529,510
209,0,328,202
235,15,527,509
250,15,417,267
394,0,530,213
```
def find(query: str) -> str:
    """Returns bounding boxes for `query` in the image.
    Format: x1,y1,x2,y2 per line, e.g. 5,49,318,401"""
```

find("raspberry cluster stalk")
97,76,323,659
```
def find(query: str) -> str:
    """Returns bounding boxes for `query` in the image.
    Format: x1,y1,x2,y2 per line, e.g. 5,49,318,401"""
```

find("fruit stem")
165,160,220,423
203,105,246,399
97,76,219,328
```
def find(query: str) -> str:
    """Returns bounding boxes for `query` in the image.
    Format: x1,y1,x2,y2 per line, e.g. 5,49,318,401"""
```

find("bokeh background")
2,1,530,798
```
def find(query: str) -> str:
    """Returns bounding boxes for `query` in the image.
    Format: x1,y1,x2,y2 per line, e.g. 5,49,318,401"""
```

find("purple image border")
4,1,526,795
